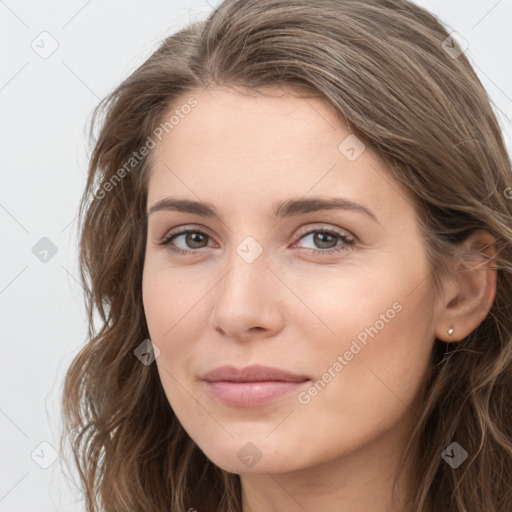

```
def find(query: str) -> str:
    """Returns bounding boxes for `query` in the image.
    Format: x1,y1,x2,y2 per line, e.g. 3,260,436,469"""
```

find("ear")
434,229,498,343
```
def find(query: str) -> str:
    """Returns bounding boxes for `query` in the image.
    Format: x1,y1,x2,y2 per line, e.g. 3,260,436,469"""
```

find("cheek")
298,273,435,439
142,264,208,341
294,252,435,419
142,269,196,409
142,266,211,392
142,270,202,423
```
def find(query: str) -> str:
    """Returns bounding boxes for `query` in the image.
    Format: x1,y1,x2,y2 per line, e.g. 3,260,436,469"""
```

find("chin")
195,437,308,475
207,455,294,475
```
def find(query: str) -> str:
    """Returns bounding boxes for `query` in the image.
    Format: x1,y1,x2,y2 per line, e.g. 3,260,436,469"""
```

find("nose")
209,243,285,341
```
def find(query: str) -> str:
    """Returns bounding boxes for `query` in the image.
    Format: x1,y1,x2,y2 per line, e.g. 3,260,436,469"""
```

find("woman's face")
142,86,443,475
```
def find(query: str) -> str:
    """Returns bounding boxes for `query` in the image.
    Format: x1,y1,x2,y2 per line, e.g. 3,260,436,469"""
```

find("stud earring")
448,327,454,336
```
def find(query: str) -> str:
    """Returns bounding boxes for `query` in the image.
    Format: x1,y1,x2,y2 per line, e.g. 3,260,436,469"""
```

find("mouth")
201,364,311,407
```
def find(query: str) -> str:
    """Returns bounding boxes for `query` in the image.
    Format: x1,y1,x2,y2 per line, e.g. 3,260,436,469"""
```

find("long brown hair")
61,0,512,510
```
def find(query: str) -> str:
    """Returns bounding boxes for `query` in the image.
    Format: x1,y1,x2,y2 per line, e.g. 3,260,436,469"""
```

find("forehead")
145,86,412,220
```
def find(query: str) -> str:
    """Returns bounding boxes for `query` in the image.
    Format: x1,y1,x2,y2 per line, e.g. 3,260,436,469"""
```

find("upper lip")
202,364,310,383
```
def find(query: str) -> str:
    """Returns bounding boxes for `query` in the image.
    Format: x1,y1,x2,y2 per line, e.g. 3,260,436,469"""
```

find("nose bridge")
210,233,283,336
220,235,270,301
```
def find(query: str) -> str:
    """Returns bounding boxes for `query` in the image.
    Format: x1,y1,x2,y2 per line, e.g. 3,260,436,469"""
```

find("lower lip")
204,380,310,407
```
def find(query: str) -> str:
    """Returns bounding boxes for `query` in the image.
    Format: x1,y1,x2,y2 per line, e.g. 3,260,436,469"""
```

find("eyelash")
158,226,356,257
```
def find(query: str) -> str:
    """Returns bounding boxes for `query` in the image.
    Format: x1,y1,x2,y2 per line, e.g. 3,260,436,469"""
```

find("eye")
158,225,356,257
293,226,355,256
158,227,214,256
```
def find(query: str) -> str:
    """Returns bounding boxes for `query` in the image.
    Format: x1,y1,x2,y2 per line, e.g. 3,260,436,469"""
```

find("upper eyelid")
296,224,354,238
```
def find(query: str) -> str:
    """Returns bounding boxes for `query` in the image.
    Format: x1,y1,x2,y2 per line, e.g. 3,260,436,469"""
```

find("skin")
142,85,497,512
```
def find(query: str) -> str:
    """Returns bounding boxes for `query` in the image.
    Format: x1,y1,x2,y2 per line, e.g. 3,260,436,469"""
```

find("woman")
61,0,512,510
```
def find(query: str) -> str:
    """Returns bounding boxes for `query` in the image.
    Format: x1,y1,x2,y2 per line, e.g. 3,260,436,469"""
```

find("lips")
201,364,310,383
201,364,311,407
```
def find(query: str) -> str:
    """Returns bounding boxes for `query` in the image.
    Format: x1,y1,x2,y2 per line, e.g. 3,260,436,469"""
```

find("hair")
60,0,512,510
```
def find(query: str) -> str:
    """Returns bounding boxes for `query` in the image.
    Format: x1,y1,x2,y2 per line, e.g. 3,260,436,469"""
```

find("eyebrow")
148,196,380,224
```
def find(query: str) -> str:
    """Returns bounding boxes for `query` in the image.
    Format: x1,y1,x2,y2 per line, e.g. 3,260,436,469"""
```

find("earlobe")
435,229,498,343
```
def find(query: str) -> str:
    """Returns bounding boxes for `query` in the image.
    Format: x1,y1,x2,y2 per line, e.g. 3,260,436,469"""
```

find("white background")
1,1,511,511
